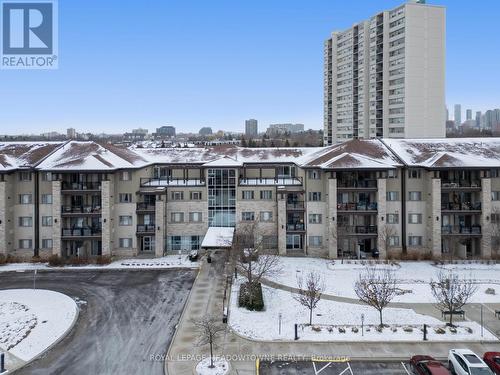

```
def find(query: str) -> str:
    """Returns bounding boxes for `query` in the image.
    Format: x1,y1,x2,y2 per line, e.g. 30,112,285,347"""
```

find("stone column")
376,178,387,259
155,198,165,257
51,181,62,256
277,191,286,255
327,178,337,259
481,178,492,258
101,180,113,256
430,178,442,258
0,181,6,255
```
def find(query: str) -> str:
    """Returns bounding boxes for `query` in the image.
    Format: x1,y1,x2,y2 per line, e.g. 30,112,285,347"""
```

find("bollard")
423,324,427,341
294,323,299,340
1,352,5,374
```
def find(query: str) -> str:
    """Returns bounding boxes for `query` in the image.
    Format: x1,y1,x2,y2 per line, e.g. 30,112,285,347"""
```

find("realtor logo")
1,0,58,69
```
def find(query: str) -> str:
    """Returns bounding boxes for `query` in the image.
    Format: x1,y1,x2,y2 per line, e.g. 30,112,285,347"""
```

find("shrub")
351,327,359,333
338,327,346,333
238,282,264,311
403,326,413,333
95,255,112,265
48,255,65,267
67,257,91,266
434,327,445,334
311,326,321,332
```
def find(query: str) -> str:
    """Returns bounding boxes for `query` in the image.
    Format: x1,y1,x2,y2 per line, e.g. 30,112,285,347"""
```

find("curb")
0,266,200,274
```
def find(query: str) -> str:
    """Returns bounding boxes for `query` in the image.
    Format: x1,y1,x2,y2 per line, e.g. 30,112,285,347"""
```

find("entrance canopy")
201,227,235,249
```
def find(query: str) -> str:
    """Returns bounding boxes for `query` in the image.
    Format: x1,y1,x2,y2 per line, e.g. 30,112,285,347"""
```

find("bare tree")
354,266,397,326
430,270,478,327
191,315,225,368
488,208,500,260
293,271,325,325
378,225,397,258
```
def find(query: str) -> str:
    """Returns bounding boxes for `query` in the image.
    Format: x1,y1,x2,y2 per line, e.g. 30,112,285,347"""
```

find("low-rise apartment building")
1,138,500,260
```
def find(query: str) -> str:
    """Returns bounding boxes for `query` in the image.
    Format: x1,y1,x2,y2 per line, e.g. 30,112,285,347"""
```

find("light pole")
481,304,484,338
33,269,37,290
278,313,282,335
361,313,365,337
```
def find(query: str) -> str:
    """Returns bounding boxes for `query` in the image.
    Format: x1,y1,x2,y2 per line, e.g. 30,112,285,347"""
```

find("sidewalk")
165,256,500,375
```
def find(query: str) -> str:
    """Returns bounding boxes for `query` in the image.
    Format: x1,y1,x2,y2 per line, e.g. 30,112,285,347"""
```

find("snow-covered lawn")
0,289,78,362
195,357,230,375
265,257,500,303
229,281,497,342
0,255,199,272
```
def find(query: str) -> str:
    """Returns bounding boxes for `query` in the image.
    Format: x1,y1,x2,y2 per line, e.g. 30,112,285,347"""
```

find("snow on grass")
266,257,500,303
195,357,230,375
0,255,199,272
0,289,78,362
228,280,497,342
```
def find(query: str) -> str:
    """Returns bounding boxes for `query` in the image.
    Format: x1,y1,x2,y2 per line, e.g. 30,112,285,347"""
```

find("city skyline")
0,0,499,135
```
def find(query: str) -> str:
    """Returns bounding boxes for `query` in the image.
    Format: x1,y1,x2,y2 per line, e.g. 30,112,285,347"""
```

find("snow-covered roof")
36,141,147,171
0,142,63,171
201,227,235,248
203,156,243,167
382,138,500,168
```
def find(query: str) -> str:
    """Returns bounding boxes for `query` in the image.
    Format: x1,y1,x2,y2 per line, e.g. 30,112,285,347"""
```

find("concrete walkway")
165,256,500,375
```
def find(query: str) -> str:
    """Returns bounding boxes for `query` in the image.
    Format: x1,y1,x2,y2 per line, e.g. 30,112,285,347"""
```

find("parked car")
188,250,199,261
410,355,451,375
483,352,500,374
448,349,494,375
371,248,380,258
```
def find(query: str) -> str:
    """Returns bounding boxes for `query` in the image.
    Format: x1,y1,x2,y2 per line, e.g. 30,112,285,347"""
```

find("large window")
286,234,302,250
167,235,202,252
208,169,236,227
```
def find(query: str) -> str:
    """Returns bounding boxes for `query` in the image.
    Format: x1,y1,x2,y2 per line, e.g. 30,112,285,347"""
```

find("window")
388,236,399,246
119,193,132,203
189,212,202,222
41,172,52,181
171,212,184,223
119,238,133,248
309,236,323,247
260,190,272,200
308,192,322,201
492,191,500,201
262,235,278,249
386,214,399,224
41,239,53,249
19,194,32,204
491,213,500,223
19,172,31,181
42,216,52,227
241,212,255,221
308,170,321,180
242,191,254,200
171,191,184,200
41,194,52,204
19,239,32,249
387,169,398,178
408,236,423,246
408,213,422,224
260,211,273,222
167,235,202,251
408,191,422,201
387,191,399,201
119,216,133,226
286,234,302,249
190,191,202,200
308,214,322,224
408,169,421,179
120,171,131,181
19,217,32,227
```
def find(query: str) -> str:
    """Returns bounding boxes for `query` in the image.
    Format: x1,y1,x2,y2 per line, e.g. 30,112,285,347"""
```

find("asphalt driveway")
0,268,196,375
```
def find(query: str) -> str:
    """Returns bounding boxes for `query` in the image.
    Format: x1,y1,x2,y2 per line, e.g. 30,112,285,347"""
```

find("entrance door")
142,236,155,252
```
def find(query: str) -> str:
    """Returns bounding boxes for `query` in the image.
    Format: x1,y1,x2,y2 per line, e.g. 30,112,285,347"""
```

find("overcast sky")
0,0,498,135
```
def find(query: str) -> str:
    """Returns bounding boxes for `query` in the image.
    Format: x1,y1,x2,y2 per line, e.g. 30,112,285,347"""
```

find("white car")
448,349,494,375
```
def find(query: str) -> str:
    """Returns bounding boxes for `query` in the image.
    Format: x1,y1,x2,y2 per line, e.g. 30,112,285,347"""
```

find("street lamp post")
361,313,365,337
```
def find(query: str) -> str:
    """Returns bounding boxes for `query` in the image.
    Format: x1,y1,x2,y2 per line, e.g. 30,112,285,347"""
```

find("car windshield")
470,368,494,375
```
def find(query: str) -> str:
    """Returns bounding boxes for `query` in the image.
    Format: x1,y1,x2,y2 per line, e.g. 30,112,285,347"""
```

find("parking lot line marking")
312,361,332,374
401,362,411,375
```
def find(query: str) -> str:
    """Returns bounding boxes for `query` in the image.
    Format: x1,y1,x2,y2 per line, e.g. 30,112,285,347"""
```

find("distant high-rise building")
475,111,482,128
446,107,449,121
466,109,472,121
156,126,176,137
199,127,213,136
323,1,446,144
245,119,258,138
267,123,304,135
67,128,76,139
454,104,462,127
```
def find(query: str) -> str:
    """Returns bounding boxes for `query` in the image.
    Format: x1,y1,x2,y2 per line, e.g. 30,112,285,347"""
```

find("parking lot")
259,360,418,375
0,268,196,375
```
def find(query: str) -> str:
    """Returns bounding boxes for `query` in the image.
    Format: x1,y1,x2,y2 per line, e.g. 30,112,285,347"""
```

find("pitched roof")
0,142,63,171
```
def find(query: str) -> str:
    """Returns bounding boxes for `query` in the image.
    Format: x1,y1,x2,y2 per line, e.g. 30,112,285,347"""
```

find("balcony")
441,180,481,190
239,177,303,186
137,224,156,234
62,227,102,238
140,177,205,187
337,202,377,211
337,180,377,190
441,225,482,235
61,182,102,192
343,225,378,235
286,223,305,232
61,205,101,215
287,202,305,210
441,202,481,211
136,202,156,212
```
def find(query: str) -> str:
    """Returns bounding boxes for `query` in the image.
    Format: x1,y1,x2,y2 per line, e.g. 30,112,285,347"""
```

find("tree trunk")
379,309,383,327
449,310,453,327
309,307,313,325
209,340,214,368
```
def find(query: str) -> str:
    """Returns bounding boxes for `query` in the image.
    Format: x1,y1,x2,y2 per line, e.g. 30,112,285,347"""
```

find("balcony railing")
286,223,305,231
239,177,303,186
137,224,156,233
140,177,205,187
441,225,482,235
62,227,102,237
441,202,482,211
61,182,102,191
287,202,305,210
343,225,378,234
441,180,481,189
61,205,101,214
337,202,377,211
136,202,156,211
337,180,377,189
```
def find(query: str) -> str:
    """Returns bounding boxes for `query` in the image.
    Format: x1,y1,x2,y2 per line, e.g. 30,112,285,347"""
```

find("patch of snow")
201,227,234,248
195,357,230,375
0,289,78,362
